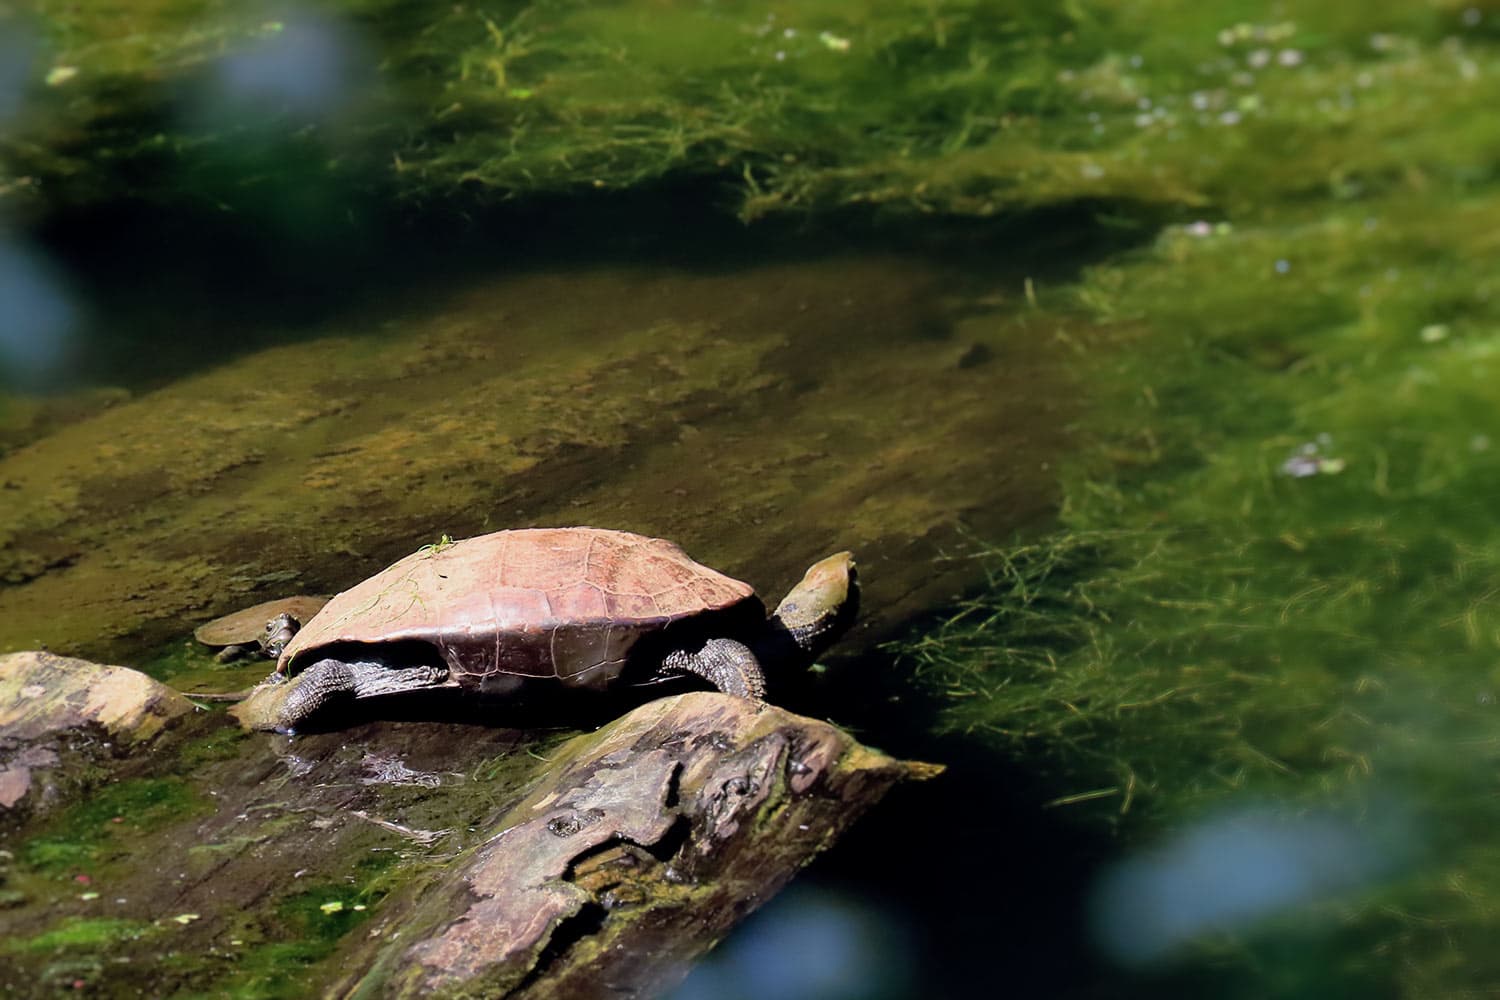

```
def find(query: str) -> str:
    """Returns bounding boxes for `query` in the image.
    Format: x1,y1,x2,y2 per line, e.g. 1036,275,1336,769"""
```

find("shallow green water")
4,0,1500,997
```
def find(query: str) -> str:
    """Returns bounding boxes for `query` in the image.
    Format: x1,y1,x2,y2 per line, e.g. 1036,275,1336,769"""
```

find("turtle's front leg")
275,658,361,733
276,658,451,733
661,638,766,700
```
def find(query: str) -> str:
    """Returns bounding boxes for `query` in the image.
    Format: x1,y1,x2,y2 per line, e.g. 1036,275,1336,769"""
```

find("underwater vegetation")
0,0,1492,223
895,98,1500,1000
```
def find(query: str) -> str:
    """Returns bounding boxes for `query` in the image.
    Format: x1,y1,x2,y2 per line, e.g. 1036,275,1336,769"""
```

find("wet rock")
0,651,194,743
0,746,56,809
0,651,194,810
333,691,940,999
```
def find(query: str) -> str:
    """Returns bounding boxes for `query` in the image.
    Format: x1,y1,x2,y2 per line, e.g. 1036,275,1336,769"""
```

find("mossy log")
333,692,939,999
0,679,932,996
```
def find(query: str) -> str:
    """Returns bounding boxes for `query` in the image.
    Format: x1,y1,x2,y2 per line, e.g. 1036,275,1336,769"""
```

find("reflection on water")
671,886,912,1000
0,19,74,385
193,15,370,124
0,236,78,384
0,21,33,126
1090,800,1418,964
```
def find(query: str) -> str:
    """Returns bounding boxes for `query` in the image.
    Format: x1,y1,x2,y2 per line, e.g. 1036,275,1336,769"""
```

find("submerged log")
333,691,940,999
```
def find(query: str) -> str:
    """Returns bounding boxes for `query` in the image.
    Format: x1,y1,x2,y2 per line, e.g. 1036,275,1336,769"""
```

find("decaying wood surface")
333,691,940,999
0,663,934,998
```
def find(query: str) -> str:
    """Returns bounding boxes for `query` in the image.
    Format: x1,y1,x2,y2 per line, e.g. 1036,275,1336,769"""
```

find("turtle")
252,527,857,732
193,596,330,662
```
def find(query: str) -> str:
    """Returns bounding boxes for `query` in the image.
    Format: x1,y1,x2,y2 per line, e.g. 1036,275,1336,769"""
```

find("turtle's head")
259,612,303,661
769,551,859,663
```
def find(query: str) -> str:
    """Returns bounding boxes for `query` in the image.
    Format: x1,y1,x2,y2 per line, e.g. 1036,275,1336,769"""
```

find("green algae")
172,877,386,1000
205,877,389,994
21,777,206,875
885,47,1500,999
139,640,271,697
176,725,253,768
8,0,1496,225
275,881,381,946
0,255,1073,663
7,916,159,952
0,713,558,999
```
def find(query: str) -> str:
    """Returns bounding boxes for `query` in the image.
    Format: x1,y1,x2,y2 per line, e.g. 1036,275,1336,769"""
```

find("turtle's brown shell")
276,528,760,691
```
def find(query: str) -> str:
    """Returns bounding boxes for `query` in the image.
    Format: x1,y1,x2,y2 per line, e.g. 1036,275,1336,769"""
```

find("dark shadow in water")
764,636,1403,1000
277,670,716,736
26,175,1167,391
774,650,1116,1000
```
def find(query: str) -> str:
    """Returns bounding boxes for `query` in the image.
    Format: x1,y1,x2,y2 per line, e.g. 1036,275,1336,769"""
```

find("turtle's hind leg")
661,638,766,700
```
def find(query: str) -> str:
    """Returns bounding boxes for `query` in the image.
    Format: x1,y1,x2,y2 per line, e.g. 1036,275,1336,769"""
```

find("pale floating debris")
1218,21,1297,47
320,900,345,914
1419,323,1449,343
1280,440,1346,478
44,66,77,86
360,751,442,788
78,892,100,901
1091,802,1409,964
818,31,851,52
172,913,200,925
